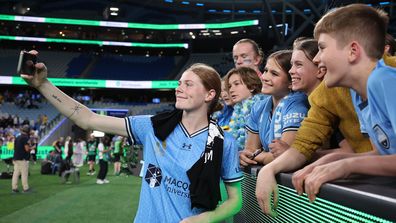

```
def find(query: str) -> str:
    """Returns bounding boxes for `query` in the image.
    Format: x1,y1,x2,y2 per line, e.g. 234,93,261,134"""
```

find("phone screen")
17,51,37,75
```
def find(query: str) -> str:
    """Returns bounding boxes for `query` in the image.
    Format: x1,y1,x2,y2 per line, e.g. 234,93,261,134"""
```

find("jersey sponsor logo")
373,124,390,149
145,164,162,188
164,176,190,198
181,143,192,151
283,113,306,124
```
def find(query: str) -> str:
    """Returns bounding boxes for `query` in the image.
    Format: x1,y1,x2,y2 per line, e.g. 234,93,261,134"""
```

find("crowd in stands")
0,89,48,141
0,89,42,109
0,114,47,146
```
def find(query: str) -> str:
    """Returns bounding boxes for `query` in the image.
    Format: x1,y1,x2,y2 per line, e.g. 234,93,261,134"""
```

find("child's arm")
302,153,396,202
269,131,297,158
240,132,273,166
180,182,242,223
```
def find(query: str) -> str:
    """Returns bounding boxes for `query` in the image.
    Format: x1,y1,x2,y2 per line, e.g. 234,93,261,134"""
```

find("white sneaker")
96,179,104,185
103,179,110,184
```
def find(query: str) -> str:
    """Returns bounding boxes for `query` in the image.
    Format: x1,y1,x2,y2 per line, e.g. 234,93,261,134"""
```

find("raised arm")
21,51,127,137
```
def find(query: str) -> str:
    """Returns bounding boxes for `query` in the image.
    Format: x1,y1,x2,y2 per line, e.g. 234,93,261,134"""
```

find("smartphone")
250,149,262,160
17,51,37,75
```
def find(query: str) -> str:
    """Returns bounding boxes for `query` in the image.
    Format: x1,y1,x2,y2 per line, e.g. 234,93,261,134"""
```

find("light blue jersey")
351,60,396,155
212,105,234,129
125,116,243,223
246,92,309,151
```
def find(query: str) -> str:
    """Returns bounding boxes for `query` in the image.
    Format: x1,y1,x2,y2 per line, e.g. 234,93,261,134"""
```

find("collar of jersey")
179,122,208,138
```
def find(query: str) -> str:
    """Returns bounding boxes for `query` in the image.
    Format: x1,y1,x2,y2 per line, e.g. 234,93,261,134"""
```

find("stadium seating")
88,54,177,80
176,52,234,78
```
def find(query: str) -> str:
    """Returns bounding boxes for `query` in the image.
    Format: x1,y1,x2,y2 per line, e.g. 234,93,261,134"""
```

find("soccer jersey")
114,138,121,154
246,92,309,151
87,140,97,156
98,142,109,161
351,60,396,155
125,115,243,223
212,105,234,130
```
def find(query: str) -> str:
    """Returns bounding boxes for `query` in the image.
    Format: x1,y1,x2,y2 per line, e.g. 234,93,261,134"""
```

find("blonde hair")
185,63,223,115
314,4,388,59
233,38,264,65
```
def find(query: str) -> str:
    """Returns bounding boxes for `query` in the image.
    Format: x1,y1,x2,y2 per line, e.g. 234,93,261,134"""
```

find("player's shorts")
113,153,120,162
88,154,96,162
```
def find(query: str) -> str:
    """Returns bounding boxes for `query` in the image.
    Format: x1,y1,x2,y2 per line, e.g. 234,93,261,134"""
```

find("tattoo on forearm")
52,94,62,103
68,103,83,119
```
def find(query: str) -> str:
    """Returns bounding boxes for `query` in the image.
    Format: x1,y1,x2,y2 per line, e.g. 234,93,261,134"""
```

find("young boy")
255,3,396,216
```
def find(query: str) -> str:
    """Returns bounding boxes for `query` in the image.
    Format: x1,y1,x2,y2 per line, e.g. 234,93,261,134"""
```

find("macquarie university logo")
145,164,162,188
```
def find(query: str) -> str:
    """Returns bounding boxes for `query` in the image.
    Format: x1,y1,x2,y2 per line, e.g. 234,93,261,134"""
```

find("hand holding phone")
250,149,262,160
17,51,37,76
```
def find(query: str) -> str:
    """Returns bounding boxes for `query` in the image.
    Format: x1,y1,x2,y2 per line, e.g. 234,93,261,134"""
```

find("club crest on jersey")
373,124,390,149
145,164,162,188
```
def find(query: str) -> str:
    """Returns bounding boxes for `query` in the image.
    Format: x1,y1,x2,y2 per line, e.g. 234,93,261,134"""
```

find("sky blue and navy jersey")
351,60,396,155
125,115,243,223
246,92,309,151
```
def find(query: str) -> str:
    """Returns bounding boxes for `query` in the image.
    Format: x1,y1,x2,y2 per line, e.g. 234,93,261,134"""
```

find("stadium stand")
88,54,178,80
176,52,234,79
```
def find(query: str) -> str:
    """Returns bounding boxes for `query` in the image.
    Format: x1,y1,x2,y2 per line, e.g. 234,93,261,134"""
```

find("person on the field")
21,59,243,222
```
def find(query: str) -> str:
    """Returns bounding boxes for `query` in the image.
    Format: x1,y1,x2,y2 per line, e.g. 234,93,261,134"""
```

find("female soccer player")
21,53,243,223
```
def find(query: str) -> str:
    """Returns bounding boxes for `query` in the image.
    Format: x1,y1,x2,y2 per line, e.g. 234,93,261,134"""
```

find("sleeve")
350,89,368,135
281,95,309,133
124,115,153,145
374,70,396,137
221,133,244,183
245,99,266,134
291,82,338,160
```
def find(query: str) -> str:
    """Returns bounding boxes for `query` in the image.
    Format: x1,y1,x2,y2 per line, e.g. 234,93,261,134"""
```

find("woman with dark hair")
240,50,309,165
21,53,243,222
288,38,354,157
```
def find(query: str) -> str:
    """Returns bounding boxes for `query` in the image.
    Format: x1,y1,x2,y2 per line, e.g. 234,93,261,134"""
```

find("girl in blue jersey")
266,38,354,162
240,50,309,165
21,55,243,223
